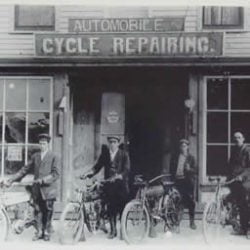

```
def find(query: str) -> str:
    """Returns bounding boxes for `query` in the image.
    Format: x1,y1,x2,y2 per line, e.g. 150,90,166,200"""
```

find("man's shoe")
43,234,50,241
32,233,43,241
190,221,197,230
231,228,246,236
99,223,108,234
246,229,250,239
149,226,157,238
107,231,117,239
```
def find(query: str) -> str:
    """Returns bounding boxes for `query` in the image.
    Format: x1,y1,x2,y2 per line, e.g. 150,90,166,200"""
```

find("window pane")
211,6,221,25
28,113,50,143
207,112,228,143
231,112,250,143
207,78,228,109
29,79,50,111
207,146,228,176
231,79,250,110
222,7,241,25
5,112,26,143
0,80,3,110
4,145,25,175
15,5,55,30
6,79,26,111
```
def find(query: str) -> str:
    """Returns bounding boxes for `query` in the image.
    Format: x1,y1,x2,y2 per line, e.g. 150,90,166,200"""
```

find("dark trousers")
175,178,195,220
33,190,55,236
229,181,249,232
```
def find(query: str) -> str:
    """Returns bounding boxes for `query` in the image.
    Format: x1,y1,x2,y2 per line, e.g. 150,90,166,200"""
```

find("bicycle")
58,176,112,245
121,174,182,244
0,180,35,241
202,177,239,244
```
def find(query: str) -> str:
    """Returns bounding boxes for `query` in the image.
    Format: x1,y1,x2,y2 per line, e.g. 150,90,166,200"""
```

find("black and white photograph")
0,0,250,249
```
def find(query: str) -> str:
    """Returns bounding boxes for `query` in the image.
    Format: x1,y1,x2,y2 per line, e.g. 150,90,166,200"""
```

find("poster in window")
7,146,22,162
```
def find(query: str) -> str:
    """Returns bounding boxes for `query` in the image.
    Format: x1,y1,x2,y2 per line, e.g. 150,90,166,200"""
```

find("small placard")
7,146,22,162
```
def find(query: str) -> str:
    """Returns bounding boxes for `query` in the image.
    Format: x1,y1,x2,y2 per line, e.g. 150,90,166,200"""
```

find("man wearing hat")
5,133,60,241
170,139,197,230
83,135,130,239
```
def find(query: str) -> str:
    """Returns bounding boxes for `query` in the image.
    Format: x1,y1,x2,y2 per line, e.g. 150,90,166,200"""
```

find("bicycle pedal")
152,215,161,220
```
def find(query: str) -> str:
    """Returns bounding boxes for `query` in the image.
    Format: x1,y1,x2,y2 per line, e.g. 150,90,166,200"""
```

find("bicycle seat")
162,181,175,187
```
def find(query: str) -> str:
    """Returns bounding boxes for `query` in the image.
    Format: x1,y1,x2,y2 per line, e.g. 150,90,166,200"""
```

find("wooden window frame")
0,77,53,178
202,6,244,29
14,5,55,32
202,76,250,184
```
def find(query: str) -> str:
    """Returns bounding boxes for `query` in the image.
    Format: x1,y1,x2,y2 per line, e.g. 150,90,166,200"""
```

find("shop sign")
68,18,185,33
35,32,223,57
107,111,120,123
7,146,22,162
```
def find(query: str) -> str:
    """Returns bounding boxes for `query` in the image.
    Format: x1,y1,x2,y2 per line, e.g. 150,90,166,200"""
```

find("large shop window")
15,5,55,31
0,77,53,177
205,77,250,177
203,6,243,29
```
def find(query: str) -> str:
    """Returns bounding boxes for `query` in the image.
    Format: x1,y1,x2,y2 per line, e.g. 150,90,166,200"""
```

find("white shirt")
176,154,187,179
41,150,48,161
109,149,118,162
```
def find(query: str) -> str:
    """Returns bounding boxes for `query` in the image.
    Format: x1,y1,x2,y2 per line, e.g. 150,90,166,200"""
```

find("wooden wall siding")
56,6,104,33
150,7,198,31
2,5,250,58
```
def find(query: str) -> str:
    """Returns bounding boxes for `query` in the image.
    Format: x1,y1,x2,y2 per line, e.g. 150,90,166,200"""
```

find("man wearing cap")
5,133,60,241
227,132,250,236
170,139,197,230
83,135,130,239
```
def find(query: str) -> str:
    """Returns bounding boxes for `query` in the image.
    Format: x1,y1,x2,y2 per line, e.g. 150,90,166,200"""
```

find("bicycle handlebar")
148,174,172,184
208,177,237,186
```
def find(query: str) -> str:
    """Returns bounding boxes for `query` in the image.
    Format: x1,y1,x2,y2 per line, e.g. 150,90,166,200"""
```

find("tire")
0,208,10,242
59,202,84,245
202,201,224,244
162,195,182,233
121,200,150,244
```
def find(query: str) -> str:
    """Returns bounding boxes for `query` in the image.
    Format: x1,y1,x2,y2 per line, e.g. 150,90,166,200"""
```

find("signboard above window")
203,6,243,29
15,5,55,31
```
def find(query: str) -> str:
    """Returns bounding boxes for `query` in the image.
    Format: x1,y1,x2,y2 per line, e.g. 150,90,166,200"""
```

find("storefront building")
0,5,250,206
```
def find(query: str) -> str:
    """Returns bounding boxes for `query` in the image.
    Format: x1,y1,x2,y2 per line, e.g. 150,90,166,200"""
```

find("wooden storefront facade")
1,5,250,206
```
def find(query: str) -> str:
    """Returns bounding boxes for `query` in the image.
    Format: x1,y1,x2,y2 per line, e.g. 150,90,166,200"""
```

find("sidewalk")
2,219,250,250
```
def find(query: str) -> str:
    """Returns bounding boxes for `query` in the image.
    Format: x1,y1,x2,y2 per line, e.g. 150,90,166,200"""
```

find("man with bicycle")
227,131,250,236
170,139,197,230
82,135,130,239
4,133,60,241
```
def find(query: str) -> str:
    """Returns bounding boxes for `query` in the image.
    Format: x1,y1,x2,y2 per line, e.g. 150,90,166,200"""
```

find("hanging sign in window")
7,146,22,161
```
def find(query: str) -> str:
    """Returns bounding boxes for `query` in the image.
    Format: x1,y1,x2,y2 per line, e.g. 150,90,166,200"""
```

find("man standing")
227,131,250,236
83,136,130,239
6,133,60,241
170,139,197,230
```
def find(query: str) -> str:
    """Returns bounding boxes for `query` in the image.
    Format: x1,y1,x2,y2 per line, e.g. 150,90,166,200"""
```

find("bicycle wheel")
121,200,150,244
163,195,182,233
59,202,84,244
0,208,10,241
203,201,225,244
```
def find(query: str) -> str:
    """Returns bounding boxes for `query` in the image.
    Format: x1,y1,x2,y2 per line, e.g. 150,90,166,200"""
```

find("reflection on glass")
4,145,25,175
29,79,50,111
207,78,228,110
6,79,26,110
0,80,4,110
207,112,228,143
231,112,250,143
5,113,26,143
207,146,228,176
28,113,50,143
231,79,250,110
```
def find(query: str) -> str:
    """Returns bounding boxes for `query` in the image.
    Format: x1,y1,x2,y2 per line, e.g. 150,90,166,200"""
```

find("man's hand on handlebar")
0,178,13,188
80,172,94,180
235,175,243,182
